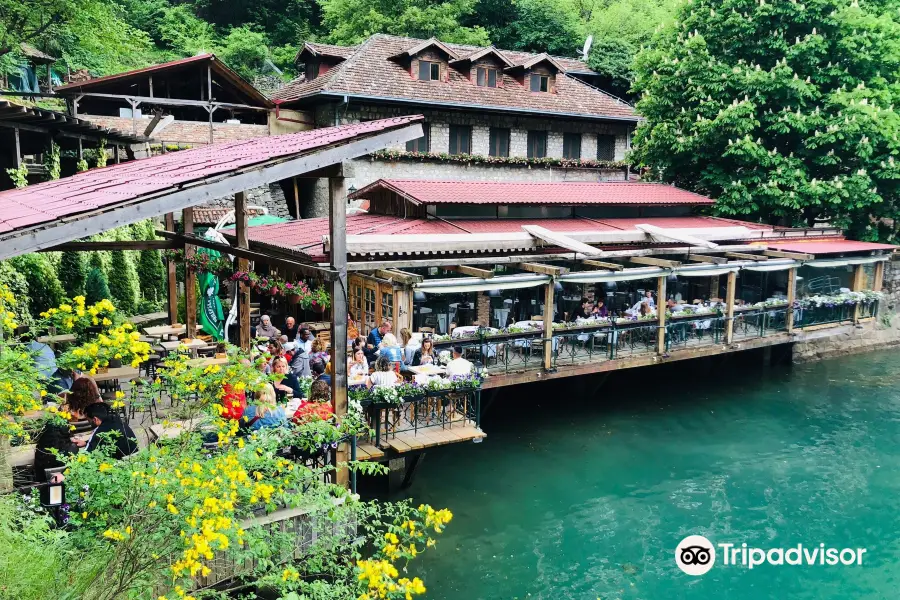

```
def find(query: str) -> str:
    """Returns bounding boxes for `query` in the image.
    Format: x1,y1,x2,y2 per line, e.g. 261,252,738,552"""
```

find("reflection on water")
403,350,900,600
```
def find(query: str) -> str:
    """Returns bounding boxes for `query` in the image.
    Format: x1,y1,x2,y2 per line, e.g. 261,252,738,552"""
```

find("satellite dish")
582,35,593,61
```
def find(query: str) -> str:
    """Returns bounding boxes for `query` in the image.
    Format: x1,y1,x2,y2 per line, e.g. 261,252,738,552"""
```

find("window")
529,74,549,92
563,133,581,160
527,130,547,158
489,127,510,157
476,67,498,87
597,134,616,161
405,124,430,152
418,60,440,81
381,290,394,321
306,62,319,80
449,125,472,155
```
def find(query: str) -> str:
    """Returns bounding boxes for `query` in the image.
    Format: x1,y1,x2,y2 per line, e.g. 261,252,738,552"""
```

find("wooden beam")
630,256,681,268
656,275,666,355
41,240,177,252
183,207,197,339
634,223,719,249
543,282,554,370
724,271,737,344
329,173,349,489
164,213,177,325
785,267,796,333
687,254,727,264
235,192,251,351
522,224,604,256
581,259,624,270
764,249,813,260
373,269,423,285
61,91,271,112
874,260,885,292
514,262,568,276
0,122,424,261
725,251,768,261
443,265,494,278
852,263,866,323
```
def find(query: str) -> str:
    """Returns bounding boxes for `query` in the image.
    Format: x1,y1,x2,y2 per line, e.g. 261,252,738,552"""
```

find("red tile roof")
192,206,265,226
349,179,716,206
0,116,423,236
54,54,272,107
768,240,896,255
274,34,637,121
242,215,766,260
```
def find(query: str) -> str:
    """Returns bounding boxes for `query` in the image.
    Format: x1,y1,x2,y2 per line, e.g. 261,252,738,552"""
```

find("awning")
416,273,550,294
805,256,888,268
522,225,604,256
767,239,896,255
561,266,664,284
741,261,799,273
674,266,739,277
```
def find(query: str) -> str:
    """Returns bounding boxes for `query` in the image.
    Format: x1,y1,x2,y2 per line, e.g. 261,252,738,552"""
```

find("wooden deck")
355,443,384,461
379,424,486,454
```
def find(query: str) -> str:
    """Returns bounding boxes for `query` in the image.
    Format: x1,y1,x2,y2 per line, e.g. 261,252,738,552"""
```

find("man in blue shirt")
365,320,391,362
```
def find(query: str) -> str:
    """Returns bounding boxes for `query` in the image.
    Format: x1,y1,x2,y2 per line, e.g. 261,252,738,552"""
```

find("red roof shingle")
350,179,716,206
0,116,423,236
274,34,637,121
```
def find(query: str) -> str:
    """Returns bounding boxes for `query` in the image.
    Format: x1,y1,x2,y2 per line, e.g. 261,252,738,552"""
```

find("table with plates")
143,323,202,340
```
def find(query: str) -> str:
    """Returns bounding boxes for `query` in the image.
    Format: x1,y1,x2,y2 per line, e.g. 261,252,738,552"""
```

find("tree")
59,250,88,298
85,267,111,305
496,0,582,56
137,249,166,304
89,251,105,273
107,251,138,314
0,261,33,327
630,0,900,240
9,254,64,318
218,26,270,80
320,0,490,45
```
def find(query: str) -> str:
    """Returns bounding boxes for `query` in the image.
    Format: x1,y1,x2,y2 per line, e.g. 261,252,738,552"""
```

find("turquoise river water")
402,350,900,600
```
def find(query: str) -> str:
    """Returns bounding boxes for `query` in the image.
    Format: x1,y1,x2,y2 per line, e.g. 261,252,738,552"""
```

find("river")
403,349,900,600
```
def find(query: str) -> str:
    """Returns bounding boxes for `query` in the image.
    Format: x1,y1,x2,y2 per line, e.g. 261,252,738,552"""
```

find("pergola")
0,115,425,484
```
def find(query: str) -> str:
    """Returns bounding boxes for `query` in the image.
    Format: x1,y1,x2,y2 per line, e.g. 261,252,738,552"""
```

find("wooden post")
543,281,554,370
656,275,667,355
164,213,178,325
785,267,797,333
329,173,349,488
149,75,154,98
874,260,885,292
115,145,121,164
183,207,197,338
77,138,83,161
394,286,413,333
292,176,300,220
852,263,866,323
725,270,737,344
235,191,251,350
13,127,21,168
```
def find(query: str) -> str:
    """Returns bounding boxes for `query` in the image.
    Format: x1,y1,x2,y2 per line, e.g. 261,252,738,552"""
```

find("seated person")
66,376,102,420
309,379,331,403
287,341,311,377
347,312,360,341
574,297,592,320
33,422,84,482
349,348,369,378
309,337,330,364
446,345,473,377
643,290,656,308
311,359,332,385
283,316,299,342
243,384,287,431
293,380,334,422
399,328,419,365
667,298,687,313
639,302,654,317
85,403,138,459
592,300,609,318
298,328,314,354
378,333,404,362
255,315,280,340
271,356,302,402
365,321,391,361
411,337,436,366
367,356,399,388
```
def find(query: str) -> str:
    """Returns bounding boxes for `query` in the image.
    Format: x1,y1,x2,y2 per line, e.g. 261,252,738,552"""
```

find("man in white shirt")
445,345,473,377
643,290,655,308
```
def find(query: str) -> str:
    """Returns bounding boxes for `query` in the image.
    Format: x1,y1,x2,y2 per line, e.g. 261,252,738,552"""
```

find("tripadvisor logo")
675,536,867,575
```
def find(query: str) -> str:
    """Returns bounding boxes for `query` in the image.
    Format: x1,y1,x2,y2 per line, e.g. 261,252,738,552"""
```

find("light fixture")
667,273,678,283
348,185,357,194
604,281,617,293
486,289,502,298
554,282,564,292
413,291,428,304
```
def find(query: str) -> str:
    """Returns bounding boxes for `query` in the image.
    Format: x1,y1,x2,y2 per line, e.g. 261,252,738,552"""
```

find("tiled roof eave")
281,91,641,121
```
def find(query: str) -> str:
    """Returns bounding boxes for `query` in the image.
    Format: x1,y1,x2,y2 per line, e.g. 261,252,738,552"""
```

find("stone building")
272,35,641,217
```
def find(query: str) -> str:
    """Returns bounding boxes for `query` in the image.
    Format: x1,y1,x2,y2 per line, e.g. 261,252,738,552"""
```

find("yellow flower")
98,463,113,473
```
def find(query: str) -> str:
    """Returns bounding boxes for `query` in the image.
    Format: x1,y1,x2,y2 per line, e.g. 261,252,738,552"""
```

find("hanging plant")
164,250,233,275
5,163,28,188
44,141,61,181
96,138,108,168
230,271,331,309
76,158,89,172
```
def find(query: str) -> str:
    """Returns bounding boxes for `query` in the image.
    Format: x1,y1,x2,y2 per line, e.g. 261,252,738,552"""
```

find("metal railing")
365,388,481,448
794,303,857,328
434,331,547,375
858,299,879,319
665,314,726,351
731,306,790,340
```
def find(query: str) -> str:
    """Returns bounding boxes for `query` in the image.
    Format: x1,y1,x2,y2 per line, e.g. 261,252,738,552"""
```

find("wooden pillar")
183,207,197,338
164,213,178,325
785,267,797,333
235,192,251,350
724,270,737,344
656,275,667,355
852,263,866,323
13,127,21,168
115,145,121,164
394,287,413,333
293,176,300,220
542,282,554,370
874,260,885,292
329,173,349,487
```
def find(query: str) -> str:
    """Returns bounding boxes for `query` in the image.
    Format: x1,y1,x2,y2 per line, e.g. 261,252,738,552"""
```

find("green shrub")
59,251,88,298
85,267,112,304
9,254,65,318
0,261,33,327
89,251,105,273
176,278,200,323
137,249,166,303
107,251,139,314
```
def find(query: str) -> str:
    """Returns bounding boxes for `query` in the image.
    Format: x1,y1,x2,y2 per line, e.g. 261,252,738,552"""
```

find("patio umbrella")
197,247,225,340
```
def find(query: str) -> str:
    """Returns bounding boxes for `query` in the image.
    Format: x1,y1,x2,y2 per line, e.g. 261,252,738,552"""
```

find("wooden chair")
418,327,435,335
531,315,543,321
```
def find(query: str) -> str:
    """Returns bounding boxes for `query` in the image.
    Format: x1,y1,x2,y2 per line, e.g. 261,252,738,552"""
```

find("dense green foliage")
59,250,87,298
106,251,139,314
85,267,111,304
9,254,65,317
630,0,900,240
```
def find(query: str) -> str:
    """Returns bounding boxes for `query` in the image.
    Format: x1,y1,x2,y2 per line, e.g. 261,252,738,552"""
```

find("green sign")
197,247,225,340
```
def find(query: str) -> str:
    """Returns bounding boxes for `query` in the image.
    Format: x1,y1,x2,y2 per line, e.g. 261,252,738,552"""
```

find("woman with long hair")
411,337,436,366
243,384,287,430
366,356,399,388
66,376,102,419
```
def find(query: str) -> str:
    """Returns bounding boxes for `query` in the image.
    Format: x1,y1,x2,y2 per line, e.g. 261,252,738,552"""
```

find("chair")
418,327,434,335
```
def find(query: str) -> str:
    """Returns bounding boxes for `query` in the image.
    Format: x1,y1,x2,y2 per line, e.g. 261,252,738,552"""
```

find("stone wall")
200,183,292,220
879,255,900,311
79,115,269,146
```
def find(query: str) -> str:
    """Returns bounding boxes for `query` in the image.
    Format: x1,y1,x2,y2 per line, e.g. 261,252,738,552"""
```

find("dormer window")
476,67,498,87
529,74,549,92
418,61,441,81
